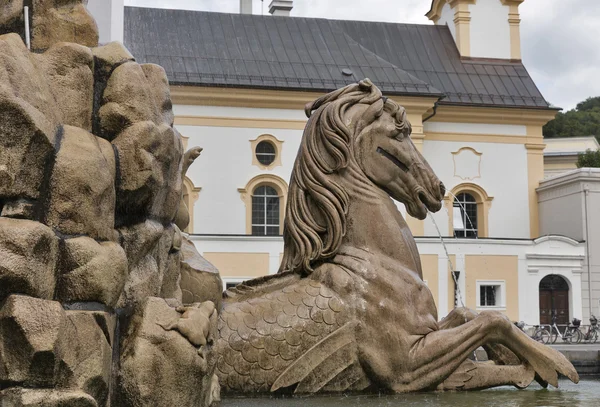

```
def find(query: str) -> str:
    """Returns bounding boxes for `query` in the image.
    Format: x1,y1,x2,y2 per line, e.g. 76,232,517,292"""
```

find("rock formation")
0,2,221,406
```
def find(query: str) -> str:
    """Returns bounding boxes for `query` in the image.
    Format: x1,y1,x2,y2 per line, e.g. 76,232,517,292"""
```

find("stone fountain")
0,2,579,406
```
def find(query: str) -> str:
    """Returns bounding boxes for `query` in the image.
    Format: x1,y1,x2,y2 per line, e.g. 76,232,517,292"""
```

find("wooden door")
539,290,552,325
554,290,569,325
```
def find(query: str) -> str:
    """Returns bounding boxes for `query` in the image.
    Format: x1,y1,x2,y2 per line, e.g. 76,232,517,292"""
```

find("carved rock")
99,62,173,136
31,0,99,51
160,251,183,302
0,296,114,405
111,121,182,225
36,42,94,131
0,218,58,301
0,295,66,387
46,125,116,241
91,42,135,79
117,297,219,407
56,237,128,307
0,388,98,407
57,311,113,406
180,236,223,309
117,220,164,307
0,33,59,204
0,1,23,33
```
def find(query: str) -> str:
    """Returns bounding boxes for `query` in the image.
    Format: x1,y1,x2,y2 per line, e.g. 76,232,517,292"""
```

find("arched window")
251,185,280,236
444,183,493,238
239,174,288,235
453,193,478,238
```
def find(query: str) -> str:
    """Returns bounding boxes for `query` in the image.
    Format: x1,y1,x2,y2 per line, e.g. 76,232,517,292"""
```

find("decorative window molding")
476,280,506,311
250,134,284,170
452,147,482,180
182,176,201,233
443,183,493,238
238,174,288,235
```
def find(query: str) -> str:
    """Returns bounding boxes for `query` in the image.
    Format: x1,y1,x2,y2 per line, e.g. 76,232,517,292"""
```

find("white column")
455,254,467,308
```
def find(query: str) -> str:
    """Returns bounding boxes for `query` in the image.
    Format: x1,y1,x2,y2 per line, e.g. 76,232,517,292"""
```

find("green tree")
576,149,600,168
543,96,600,140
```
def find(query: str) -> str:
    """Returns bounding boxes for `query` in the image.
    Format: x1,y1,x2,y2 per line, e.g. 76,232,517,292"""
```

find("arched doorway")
539,275,570,325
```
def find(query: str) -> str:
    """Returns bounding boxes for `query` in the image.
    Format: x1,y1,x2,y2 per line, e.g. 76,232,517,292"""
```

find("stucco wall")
538,169,600,321
469,0,511,59
423,140,530,239
437,2,456,41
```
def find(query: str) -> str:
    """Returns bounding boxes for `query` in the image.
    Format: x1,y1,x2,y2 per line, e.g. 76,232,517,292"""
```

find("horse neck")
337,163,423,275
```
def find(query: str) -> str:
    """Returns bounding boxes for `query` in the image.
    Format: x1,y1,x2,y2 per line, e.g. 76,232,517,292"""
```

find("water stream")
427,211,465,308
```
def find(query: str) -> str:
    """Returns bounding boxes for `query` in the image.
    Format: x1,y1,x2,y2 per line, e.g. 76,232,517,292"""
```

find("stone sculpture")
215,79,580,394
0,2,221,406
0,1,580,405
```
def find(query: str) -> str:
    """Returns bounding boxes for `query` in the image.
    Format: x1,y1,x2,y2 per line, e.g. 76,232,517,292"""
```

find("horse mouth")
412,189,442,219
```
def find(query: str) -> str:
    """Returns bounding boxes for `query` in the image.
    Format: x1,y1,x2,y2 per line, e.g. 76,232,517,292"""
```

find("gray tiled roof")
123,6,550,109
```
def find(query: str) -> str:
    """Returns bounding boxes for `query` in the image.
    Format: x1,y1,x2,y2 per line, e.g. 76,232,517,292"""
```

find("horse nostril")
439,182,446,197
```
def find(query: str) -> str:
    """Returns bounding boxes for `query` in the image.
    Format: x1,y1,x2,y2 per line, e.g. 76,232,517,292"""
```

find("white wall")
86,0,125,44
174,105,305,235
437,2,456,41
469,0,511,59
177,104,532,239
423,140,531,239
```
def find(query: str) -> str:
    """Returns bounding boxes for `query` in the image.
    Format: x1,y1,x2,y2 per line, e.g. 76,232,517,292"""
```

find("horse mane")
279,79,384,275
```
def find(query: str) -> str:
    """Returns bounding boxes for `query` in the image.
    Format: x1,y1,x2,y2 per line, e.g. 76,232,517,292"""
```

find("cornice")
170,85,438,113
430,105,558,126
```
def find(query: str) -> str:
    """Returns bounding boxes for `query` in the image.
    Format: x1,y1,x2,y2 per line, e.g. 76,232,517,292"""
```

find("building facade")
89,0,588,324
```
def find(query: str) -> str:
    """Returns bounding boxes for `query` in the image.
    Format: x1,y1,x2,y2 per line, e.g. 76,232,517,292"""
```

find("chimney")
86,0,125,44
240,0,252,14
426,0,525,60
269,0,293,16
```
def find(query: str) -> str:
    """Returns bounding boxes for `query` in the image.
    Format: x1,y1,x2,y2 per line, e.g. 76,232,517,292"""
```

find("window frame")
250,134,284,170
255,140,277,166
238,174,288,236
443,183,493,238
453,192,478,238
476,280,506,311
251,185,280,236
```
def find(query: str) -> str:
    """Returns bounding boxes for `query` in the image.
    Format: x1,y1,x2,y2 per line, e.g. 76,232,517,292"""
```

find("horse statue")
213,79,579,394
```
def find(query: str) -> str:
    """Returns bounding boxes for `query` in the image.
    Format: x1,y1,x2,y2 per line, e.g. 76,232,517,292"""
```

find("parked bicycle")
531,325,551,344
548,315,582,344
515,321,550,344
581,315,599,343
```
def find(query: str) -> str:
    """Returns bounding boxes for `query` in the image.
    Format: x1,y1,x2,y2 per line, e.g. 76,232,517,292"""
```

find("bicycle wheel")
550,328,558,344
532,328,543,343
573,329,583,344
539,329,551,344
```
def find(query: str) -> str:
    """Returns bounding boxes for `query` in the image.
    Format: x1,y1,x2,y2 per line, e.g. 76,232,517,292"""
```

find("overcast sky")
124,0,600,111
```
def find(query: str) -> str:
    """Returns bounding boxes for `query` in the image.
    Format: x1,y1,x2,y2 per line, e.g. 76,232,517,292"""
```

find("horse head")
281,79,444,274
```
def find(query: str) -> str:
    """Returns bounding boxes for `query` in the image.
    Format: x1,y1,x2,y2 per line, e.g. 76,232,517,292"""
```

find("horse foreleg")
436,359,534,391
391,311,578,392
440,308,520,366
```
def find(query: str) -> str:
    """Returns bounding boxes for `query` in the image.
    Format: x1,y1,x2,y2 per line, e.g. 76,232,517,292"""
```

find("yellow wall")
446,255,457,314
421,254,439,309
203,252,270,278
465,255,519,321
